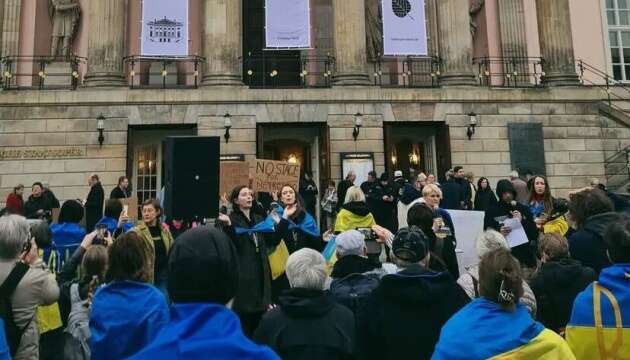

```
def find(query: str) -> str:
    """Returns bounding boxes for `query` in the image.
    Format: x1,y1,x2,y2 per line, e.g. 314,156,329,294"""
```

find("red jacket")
5,192,23,215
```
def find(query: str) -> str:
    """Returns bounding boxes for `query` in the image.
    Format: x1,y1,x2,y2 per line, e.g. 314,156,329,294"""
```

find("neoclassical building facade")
0,0,627,208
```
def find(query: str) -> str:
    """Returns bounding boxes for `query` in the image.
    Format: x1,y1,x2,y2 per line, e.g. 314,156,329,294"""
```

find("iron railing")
473,57,544,87
241,52,334,89
0,55,85,90
123,55,205,89
604,145,630,191
369,56,441,88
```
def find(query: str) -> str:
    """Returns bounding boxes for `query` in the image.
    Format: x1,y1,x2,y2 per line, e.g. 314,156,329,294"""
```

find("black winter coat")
367,182,396,232
356,265,469,360
474,188,498,212
455,178,472,209
331,255,379,279
299,177,319,217
440,180,462,210
24,195,50,219
276,210,323,253
254,288,355,360
336,180,353,211
568,212,621,273
110,186,131,199
85,182,105,232
530,257,596,333
224,209,282,314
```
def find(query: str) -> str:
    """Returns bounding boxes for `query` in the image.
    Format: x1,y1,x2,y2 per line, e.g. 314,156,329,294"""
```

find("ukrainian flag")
566,264,630,360
432,298,575,359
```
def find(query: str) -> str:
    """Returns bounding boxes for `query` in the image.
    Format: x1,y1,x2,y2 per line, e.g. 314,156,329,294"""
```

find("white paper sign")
265,0,311,48
141,0,189,56
446,210,485,275
382,0,428,55
503,218,529,248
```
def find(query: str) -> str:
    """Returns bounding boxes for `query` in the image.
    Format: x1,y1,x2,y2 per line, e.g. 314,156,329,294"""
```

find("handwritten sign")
220,161,251,196
120,197,139,221
251,159,300,194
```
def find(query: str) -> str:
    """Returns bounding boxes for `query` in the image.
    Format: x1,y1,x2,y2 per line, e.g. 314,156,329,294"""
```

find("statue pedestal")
45,61,75,88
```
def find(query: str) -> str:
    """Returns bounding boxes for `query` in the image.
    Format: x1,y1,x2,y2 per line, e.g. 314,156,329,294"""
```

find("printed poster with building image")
141,0,189,56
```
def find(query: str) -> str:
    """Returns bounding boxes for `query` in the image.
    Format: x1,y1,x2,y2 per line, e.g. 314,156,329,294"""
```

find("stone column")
1,0,20,57
201,0,242,86
436,0,476,86
332,0,370,85
498,0,527,59
536,0,579,86
83,0,126,87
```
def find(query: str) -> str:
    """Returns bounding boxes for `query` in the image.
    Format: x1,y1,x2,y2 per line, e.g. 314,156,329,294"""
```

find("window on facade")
607,0,630,80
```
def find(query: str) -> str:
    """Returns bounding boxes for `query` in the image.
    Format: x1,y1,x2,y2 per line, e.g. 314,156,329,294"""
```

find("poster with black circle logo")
382,0,428,55
265,0,311,49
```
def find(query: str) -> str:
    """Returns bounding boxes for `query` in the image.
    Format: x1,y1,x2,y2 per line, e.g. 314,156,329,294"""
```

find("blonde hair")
538,233,569,259
417,173,427,182
344,186,366,204
422,184,442,198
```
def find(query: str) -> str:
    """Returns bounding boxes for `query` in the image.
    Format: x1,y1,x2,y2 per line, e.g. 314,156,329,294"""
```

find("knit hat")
58,199,84,224
167,226,239,304
475,229,509,258
392,226,429,263
394,171,403,178
335,230,366,257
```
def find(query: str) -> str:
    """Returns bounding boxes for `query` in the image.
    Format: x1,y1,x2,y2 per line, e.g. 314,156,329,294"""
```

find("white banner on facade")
141,0,188,56
382,0,428,56
265,0,311,49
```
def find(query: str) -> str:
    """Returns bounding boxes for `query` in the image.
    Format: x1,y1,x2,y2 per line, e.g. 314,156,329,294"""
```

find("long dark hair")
106,232,151,283
229,185,251,210
477,177,492,192
278,184,305,218
527,175,553,214
82,245,108,307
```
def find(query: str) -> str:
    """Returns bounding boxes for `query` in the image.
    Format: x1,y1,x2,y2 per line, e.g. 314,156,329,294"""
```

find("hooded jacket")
334,202,375,233
356,264,469,360
130,303,279,360
568,212,620,273
566,264,630,359
47,222,86,273
254,288,355,360
432,299,575,359
530,257,596,333
90,281,169,360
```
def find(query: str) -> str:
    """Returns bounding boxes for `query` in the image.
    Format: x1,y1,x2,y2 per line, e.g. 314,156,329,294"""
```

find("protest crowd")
0,167,629,360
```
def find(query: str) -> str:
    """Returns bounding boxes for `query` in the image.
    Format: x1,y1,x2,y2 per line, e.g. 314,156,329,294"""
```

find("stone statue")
365,0,383,60
469,0,485,37
49,0,81,58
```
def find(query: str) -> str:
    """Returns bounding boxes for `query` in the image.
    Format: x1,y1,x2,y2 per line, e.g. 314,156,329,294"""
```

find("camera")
93,224,109,246
356,227,381,255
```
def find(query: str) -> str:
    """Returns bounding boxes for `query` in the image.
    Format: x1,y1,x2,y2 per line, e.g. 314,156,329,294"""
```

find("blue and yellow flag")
566,264,630,360
432,298,575,359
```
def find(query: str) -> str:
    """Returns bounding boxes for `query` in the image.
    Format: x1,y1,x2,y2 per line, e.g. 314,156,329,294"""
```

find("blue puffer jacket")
47,222,86,273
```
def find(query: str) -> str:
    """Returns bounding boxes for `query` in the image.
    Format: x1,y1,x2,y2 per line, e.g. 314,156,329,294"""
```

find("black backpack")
0,262,29,356
329,273,380,314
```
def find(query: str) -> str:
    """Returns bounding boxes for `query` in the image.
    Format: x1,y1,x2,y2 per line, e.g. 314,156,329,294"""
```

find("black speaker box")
163,136,220,221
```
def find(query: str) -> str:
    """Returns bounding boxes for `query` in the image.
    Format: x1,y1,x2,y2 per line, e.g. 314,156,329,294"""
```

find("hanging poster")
381,0,428,56
141,0,189,56
265,0,311,48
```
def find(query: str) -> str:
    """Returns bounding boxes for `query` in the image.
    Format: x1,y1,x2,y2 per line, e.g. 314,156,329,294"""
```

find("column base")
201,74,243,86
333,72,371,86
439,72,478,86
83,72,126,87
543,72,580,87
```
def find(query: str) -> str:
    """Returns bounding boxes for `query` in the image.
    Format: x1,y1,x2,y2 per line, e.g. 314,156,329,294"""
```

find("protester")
90,232,169,360
5,184,24,216
530,233,596,334
0,215,59,359
433,248,575,359
453,166,472,210
109,176,131,199
473,177,497,212
94,199,134,237
456,229,537,315
360,171,377,195
320,180,338,231
357,227,469,359
417,172,428,190
510,170,529,205
440,169,462,210
254,249,355,359
0,320,9,358
217,185,282,337
274,185,322,253
130,226,279,359
484,179,538,268
567,188,620,273
528,175,554,230
396,175,423,228
336,171,355,212
47,200,86,273
566,216,630,358
392,170,407,199
427,173,439,186
24,182,54,221
464,171,476,206
299,171,318,217
41,183,60,211
84,175,104,232
131,199,173,295
334,186,375,233
367,173,396,232
421,184,456,245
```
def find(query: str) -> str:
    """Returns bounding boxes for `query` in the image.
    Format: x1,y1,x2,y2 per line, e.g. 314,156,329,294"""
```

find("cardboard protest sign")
220,161,251,196
120,197,139,221
251,159,300,194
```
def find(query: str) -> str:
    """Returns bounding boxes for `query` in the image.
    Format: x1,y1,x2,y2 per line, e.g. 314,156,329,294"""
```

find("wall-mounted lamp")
223,113,232,143
353,112,363,141
466,112,477,140
97,114,105,147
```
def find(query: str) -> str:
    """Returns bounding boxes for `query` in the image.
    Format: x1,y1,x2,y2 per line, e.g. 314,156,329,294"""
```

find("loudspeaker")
163,136,220,221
